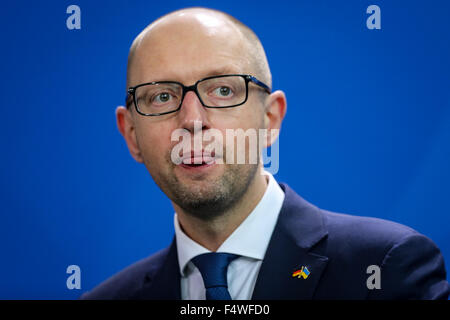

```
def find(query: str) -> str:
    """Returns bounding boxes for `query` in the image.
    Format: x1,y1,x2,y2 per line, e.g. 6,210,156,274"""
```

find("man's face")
126,14,267,218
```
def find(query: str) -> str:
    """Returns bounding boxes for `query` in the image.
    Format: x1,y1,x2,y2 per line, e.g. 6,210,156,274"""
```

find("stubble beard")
160,161,259,222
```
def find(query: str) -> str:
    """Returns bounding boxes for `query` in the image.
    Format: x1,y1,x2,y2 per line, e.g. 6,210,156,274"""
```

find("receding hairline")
126,7,272,90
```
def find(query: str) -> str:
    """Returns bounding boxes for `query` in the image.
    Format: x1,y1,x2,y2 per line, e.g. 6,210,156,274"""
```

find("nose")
178,90,210,133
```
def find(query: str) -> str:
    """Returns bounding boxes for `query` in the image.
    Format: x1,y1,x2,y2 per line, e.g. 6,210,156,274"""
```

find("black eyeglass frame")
126,74,271,116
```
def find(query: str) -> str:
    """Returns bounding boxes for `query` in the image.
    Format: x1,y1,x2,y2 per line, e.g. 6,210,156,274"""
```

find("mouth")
180,161,213,169
179,151,218,170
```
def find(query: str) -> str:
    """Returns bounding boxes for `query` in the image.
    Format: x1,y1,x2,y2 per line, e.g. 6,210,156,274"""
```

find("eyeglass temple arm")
125,88,134,108
248,76,271,94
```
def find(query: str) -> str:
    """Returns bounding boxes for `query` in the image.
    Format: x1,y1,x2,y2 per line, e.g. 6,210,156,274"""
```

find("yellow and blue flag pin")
292,266,310,279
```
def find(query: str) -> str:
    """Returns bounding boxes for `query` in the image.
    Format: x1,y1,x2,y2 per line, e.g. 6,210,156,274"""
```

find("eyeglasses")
126,74,271,116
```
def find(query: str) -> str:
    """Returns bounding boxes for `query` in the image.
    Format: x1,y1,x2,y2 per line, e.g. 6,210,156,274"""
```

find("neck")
174,167,268,251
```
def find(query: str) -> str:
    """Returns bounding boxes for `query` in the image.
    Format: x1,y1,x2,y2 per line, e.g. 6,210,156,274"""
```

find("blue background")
0,0,449,299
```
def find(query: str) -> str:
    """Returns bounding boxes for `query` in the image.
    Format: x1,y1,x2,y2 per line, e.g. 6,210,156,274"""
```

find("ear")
262,90,287,148
116,106,144,163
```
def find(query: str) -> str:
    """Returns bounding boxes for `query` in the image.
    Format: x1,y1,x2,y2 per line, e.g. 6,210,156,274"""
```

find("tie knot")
191,252,239,289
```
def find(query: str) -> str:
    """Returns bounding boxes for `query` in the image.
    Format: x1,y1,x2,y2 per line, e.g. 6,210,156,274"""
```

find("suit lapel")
252,183,329,300
136,238,181,299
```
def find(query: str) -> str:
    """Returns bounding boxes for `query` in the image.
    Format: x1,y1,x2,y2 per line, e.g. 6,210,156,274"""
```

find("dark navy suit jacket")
81,183,449,300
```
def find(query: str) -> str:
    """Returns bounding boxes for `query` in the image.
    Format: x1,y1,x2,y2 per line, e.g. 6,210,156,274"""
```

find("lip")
182,156,216,165
180,150,219,165
178,150,220,172
179,161,216,171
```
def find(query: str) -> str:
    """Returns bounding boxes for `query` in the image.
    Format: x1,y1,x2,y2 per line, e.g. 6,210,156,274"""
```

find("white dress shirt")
174,171,285,300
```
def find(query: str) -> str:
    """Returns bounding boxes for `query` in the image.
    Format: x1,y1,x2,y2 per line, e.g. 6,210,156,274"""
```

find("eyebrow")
127,66,244,91
201,66,242,79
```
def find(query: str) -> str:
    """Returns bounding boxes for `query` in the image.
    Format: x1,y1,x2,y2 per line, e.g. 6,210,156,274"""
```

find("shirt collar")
174,171,285,276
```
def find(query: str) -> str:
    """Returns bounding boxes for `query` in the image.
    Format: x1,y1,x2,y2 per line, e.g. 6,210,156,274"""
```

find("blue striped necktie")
191,252,239,300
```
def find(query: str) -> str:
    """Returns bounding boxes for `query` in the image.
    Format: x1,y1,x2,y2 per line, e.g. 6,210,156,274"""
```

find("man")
81,7,449,300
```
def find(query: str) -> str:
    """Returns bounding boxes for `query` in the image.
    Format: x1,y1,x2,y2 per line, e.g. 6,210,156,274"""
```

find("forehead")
129,13,251,85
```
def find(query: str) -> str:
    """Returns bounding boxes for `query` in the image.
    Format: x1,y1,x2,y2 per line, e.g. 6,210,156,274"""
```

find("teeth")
182,156,215,164
183,157,202,164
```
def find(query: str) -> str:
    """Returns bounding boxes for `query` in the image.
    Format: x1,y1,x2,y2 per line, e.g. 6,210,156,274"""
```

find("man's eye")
153,92,172,103
212,86,233,97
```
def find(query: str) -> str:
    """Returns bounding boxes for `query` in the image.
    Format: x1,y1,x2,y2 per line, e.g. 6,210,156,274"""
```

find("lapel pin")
292,266,310,279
